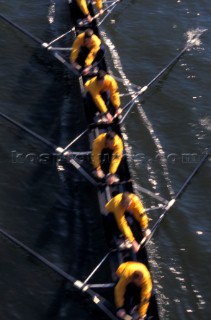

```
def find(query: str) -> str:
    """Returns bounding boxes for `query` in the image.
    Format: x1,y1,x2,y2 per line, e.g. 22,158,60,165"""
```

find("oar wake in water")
139,146,211,250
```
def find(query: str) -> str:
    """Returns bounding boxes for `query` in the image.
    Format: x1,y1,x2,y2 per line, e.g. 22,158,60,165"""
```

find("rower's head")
132,271,143,287
84,28,94,45
105,131,116,149
96,70,106,85
121,192,132,209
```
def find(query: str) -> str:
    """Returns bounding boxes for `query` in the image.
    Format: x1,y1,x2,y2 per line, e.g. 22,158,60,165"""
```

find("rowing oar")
119,34,200,124
92,0,121,22
95,0,120,25
0,13,79,76
60,34,200,151
0,111,97,186
45,0,121,47
81,251,112,286
139,146,211,250
0,225,118,320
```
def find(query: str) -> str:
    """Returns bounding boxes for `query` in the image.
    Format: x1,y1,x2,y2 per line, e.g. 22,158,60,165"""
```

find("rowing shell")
67,0,160,319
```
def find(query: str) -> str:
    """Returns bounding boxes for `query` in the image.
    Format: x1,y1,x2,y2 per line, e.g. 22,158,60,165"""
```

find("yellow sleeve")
105,198,114,213
105,197,134,242
91,136,104,170
114,211,135,243
118,215,135,243
84,79,91,90
114,278,128,309
76,0,89,15
86,81,108,113
108,77,120,109
138,279,152,318
132,196,148,230
109,138,123,174
84,36,101,67
70,36,82,64
95,0,103,10
91,93,108,113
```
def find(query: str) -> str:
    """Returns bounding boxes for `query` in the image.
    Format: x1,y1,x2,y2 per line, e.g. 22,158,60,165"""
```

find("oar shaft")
0,111,97,186
0,111,57,150
45,0,120,48
83,251,111,285
93,0,120,21
47,27,75,47
140,146,211,248
97,0,119,27
0,13,43,45
0,225,118,320
69,158,97,186
62,128,89,152
146,46,187,88
120,39,196,123
174,147,211,200
0,14,79,75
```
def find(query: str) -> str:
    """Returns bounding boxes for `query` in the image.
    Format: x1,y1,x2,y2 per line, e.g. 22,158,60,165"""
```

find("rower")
74,0,104,23
70,28,104,75
105,192,151,253
84,70,122,123
91,131,123,185
114,261,152,320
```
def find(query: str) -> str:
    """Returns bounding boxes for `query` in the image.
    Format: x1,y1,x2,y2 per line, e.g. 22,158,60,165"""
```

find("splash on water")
199,116,211,131
186,28,207,48
101,31,174,197
47,1,56,24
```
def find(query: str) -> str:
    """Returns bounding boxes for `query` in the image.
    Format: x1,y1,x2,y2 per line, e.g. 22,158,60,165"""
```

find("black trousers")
76,45,105,68
124,283,141,314
85,91,110,122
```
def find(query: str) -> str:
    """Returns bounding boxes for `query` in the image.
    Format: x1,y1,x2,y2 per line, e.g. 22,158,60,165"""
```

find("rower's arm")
70,37,81,64
116,213,135,243
138,280,152,318
132,197,148,230
92,93,108,113
95,0,103,10
114,278,128,310
76,0,89,16
109,78,120,109
91,139,103,170
109,141,123,174
84,37,101,67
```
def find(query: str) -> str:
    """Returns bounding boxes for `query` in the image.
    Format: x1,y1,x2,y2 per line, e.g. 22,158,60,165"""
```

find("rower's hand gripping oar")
91,0,121,22
61,32,202,150
139,146,211,250
0,111,97,186
44,0,121,48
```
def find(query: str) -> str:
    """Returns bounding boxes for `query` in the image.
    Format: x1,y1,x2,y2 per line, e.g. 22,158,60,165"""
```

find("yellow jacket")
70,32,101,67
105,193,148,242
84,74,120,113
92,133,123,174
76,0,103,16
115,261,152,318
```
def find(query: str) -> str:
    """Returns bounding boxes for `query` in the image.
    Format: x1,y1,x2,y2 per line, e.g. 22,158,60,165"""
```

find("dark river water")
0,1,211,319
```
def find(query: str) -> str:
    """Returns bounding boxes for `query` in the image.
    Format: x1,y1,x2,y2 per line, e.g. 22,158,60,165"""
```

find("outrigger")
0,2,206,320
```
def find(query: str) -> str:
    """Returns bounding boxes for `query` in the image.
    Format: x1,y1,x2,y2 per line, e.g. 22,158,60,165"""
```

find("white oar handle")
91,0,120,21
91,11,102,21
140,85,148,94
165,198,176,211
56,147,65,154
